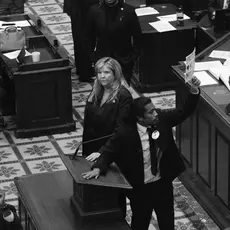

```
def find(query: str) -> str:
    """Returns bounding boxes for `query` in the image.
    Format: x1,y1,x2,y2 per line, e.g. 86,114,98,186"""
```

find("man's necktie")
147,127,157,175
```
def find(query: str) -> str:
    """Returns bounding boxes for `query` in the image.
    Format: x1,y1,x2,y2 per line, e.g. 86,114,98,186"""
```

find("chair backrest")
214,9,230,32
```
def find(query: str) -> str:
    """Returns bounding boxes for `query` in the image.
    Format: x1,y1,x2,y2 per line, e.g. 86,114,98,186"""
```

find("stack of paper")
3,50,31,60
209,66,230,91
135,7,159,16
193,71,218,86
209,50,230,59
157,14,190,22
149,21,176,32
194,60,223,71
224,59,230,67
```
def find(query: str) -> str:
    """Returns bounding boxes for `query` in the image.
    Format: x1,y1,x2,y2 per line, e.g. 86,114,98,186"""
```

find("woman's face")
97,65,115,88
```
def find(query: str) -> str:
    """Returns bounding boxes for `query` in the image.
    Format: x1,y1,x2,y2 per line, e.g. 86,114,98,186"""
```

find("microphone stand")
70,134,114,160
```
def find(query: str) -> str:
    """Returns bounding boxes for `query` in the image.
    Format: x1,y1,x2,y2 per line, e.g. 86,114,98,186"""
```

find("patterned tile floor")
0,0,220,229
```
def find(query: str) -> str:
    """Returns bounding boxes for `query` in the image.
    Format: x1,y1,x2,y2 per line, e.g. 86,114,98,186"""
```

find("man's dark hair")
132,96,152,118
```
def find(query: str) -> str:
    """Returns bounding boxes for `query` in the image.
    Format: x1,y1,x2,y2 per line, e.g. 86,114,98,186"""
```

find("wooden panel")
197,114,211,186
73,182,120,212
15,68,73,129
216,131,229,208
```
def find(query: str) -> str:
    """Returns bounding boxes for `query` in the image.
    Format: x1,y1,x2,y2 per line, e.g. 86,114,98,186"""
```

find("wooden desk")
60,154,131,220
14,171,130,230
135,3,196,92
172,32,230,227
0,14,75,138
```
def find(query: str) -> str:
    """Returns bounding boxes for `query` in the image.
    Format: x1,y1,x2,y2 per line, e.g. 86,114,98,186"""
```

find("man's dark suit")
63,0,98,81
93,91,200,230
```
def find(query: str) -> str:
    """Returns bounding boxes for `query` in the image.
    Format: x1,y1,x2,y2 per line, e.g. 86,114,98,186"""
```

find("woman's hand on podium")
82,168,101,180
86,152,101,162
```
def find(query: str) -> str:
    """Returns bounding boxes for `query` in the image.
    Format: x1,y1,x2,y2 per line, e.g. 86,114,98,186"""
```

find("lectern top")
61,155,132,189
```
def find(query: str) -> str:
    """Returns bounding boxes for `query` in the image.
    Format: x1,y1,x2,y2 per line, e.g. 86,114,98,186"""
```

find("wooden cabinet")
0,15,75,138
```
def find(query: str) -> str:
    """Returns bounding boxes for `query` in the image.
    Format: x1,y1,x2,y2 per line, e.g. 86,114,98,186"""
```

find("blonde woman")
82,57,132,159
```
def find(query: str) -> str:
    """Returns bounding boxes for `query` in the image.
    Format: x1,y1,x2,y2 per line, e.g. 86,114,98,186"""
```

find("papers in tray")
149,21,176,32
157,13,190,22
0,20,30,29
194,60,223,72
135,7,159,16
193,71,218,86
3,50,31,60
209,66,230,91
209,50,230,59
224,59,230,67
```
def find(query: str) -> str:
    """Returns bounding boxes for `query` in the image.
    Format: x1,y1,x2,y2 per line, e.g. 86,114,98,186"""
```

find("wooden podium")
60,154,132,222
0,14,75,138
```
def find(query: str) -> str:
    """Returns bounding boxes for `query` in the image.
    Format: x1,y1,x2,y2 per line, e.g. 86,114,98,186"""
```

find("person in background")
208,0,230,20
82,77,201,230
63,0,99,82
0,193,23,230
84,0,142,85
198,0,230,27
0,0,26,15
82,57,133,159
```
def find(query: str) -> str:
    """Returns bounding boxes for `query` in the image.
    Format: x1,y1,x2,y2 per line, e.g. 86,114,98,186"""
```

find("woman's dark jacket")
82,85,133,156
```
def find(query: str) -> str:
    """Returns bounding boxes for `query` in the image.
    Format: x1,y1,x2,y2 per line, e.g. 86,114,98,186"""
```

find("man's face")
141,102,159,126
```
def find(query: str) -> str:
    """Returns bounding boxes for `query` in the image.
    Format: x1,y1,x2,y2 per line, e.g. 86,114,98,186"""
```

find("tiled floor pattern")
0,0,220,229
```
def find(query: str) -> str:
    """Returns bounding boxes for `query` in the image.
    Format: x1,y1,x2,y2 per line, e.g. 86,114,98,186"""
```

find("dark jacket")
63,0,98,16
0,204,23,230
84,3,142,66
82,85,133,156
198,0,226,28
93,91,200,188
208,0,225,15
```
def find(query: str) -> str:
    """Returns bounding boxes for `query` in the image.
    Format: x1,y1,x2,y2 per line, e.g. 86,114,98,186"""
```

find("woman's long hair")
88,57,127,104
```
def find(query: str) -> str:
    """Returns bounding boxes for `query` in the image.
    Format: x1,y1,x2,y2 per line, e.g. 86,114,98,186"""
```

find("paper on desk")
157,13,190,22
149,21,176,32
194,60,223,72
135,7,159,16
209,66,230,91
224,59,230,67
209,50,230,60
14,20,31,27
3,50,31,60
0,20,30,29
193,71,218,86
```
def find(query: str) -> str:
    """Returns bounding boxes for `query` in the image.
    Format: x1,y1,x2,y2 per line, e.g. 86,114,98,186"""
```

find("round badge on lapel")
152,130,160,140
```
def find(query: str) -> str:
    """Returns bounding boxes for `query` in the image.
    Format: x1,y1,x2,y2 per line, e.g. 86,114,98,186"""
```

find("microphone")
71,134,114,160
